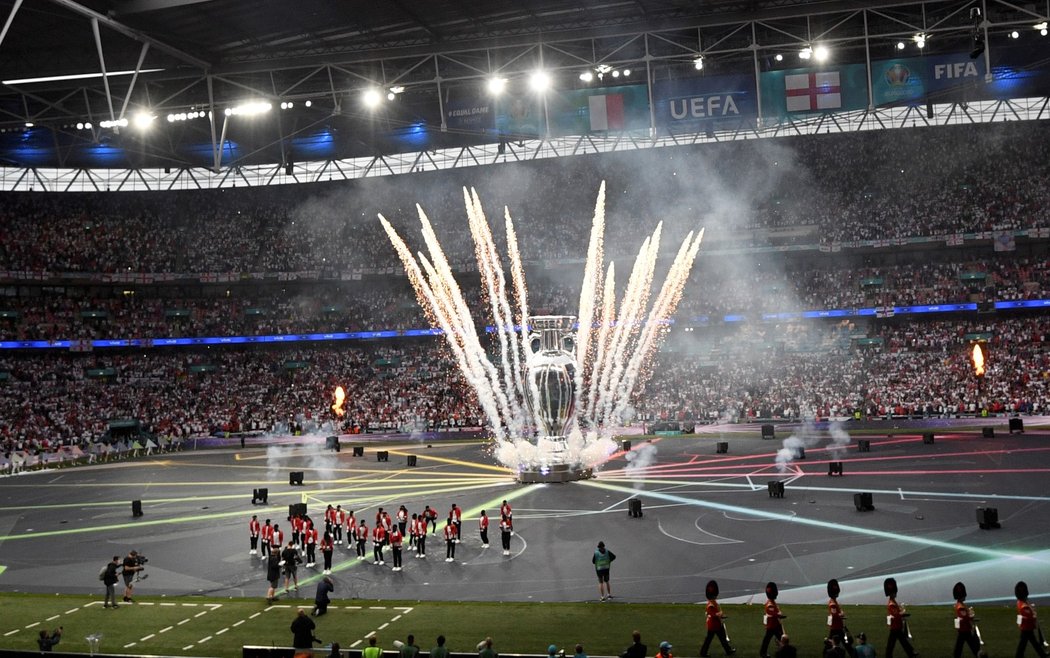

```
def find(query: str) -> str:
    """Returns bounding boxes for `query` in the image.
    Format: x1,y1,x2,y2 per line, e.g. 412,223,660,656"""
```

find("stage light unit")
362,88,382,108
814,45,829,61
914,33,926,49
131,112,155,130
99,118,129,129
24,122,33,128
1010,30,1020,39
896,41,906,50
529,70,551,92
304,100,312,107
693,55,704,70
1036,22,1048,36
623,69,631,76
579,71,594,82
774,53,784,62
611,70,620,78
486,77,507,95
799,46,813,60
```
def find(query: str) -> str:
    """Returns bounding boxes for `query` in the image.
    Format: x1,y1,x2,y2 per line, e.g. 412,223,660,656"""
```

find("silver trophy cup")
525,315,577,465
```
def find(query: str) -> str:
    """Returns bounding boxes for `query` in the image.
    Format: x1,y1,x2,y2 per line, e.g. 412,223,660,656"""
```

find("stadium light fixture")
579,71,594,82
99,118,129,129
1036,22,1048,35
693,55,704,70
131,112,155,130
486,77,507,95
305,100,313,107
529,70,551,92
227,101,272,116
362,88,382,108
1010,30,1020,39
623,69,631,77
896,41,906,50
611,70,620,78
914,33,927,49
799,46,813,60
24,122,33,128
774,53,784,62
813,45,829,61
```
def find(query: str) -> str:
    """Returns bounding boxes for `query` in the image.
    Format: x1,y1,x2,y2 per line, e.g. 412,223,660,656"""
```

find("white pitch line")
249,612,262,619
198,636,213,644
46,615,60,621
181,603,199,607
378,623,389,630
160,603,176,606
391,615,402,622
124,642,137,649
365,631,376,638
159,626,173,634
232,621,245,627
138,602,155,606
141,634,155,641
369,606,387,610
64,608,79,614
24,622,39,629
183,645,195,651
177,619,191,626
194,611,208,618
351,640,363,648
216,628,228,636
3,630,18,637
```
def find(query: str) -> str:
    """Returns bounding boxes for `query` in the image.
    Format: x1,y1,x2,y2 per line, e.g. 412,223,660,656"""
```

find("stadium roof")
0,0,1046,172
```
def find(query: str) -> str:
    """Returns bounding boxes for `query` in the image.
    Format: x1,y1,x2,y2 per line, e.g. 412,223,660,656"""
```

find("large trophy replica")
518,315,593,483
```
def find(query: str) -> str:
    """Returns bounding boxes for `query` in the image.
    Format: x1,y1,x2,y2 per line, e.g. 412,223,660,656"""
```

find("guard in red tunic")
270,523,284,556
397,505,408,535
389,526,404,571
500,499,512,522
334,505,346,545
1016,581,1048,658
320,532,334,575
344,511,357,549
325,504,337,537
827,579,847,645
414,513,427,558
759,581,785,658
291,514,304,548
952,581,982,658
443,518,457,562
499,515,512,555
450,504,462,542
372,522,387,565
381,511,393,536
885,577,916,658
304,521,318,568
354,520,369,559
425,505,438,534
479,510,490,548
700,579,734,657
249,514,261,555
260,519,273,560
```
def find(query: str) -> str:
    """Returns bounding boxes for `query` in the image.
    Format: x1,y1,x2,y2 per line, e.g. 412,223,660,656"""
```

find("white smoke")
624,442,658,486
266,441,340,486
775,435,805,472
827,421,852,460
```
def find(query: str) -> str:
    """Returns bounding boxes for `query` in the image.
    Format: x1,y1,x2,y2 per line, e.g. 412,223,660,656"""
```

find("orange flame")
331,386,346,417
972,344,985,377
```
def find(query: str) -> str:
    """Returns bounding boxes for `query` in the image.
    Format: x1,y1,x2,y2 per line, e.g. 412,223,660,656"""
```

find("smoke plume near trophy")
381,182,704,482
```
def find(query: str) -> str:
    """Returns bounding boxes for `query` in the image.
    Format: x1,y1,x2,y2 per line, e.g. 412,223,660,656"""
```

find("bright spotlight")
579,71,593,82
24,122,33,128
76,122,85,130
224,108,233,117
363,88,382,108
914,33,927,48
611,70,620,78
623,69,631,76
387,92,396,101
774,53,784,62
814,45,829,61
280,102,288,109
486,77,507,95
84,122,92,129
529,70,551,92
1010,30,1020,39
896,41,906,50
799,46,813,60
132,112,155,130
1037,22,1049,35
693,55,704,70
166,114,175,123
305,100,312,107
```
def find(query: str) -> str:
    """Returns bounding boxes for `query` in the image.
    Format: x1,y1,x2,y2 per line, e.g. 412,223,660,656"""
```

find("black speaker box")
622,440,631,452
1009,417,1024,434
982,427,995,438
716,442,728,454
289,471,304,486
976,507,1001,529
922,432,935,445
325,435,340,450
627,499,643,518
767,481,785,498
406,455,417,467
131,500,143,517
857,439,871,452
377,450,389,462
854,492,874,511
761,424,775,440
828,461,844,476
352,446,364,457
288,503,307,519
252,488,269,504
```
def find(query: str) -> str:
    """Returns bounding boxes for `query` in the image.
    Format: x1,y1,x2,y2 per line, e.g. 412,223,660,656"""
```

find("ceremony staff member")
500,500,512,523
260,519,273,560
479,510,490,548
265,552,281,604
1016,581,1048,658
324,504,336,537
389,526,404,571
425,505,438,534
355,520,369,558
759,582,786,658
500,515,512,555
373,521,387,565
700,580,734,657
334,506,346,545
270,523,284,556
249,514,261,555
102,555,120,608
409,513,419,551
281,541,301,592
415,514,427,558
444,518,457,562
291,513,304,548
304,521,318,568
952,582,981,658
884,578,916,658
592,541,616,601
382,510,393,535
344,511,357,550
122,550,143,603
827,579,847,644
450,504,462,541
312,576,334,617
320,532,335,575
397,505,409,535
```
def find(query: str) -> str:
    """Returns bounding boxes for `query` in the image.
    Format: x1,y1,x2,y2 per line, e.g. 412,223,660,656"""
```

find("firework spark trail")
573,182,607,420
505,208,545,432
613,229,705,420
590,235,650,426
598,224,662,426
379,216,506,440
585,263,616,422
465,188,526,437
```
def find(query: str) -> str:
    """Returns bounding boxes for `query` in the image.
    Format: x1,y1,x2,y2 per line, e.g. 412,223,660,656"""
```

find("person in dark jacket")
37,627,62,652
265,553,281,604
102,556,120,608
621,630,646,658
313,576,334,616
290,609,316,649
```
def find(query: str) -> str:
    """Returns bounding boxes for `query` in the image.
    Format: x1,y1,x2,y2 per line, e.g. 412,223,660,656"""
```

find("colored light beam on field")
581,479,1035,561
381,449,515,474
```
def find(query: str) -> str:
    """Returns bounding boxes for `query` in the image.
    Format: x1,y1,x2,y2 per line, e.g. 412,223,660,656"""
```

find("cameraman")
290,609,317,650
122,550,145,603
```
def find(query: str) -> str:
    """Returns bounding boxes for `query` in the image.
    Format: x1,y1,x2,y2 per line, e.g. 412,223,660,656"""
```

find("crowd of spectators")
1,315,1048,452
2,254,1048,341
1,121,1049,274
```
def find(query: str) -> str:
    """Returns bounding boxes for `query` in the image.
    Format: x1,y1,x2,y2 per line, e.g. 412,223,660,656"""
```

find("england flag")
785,72,842,112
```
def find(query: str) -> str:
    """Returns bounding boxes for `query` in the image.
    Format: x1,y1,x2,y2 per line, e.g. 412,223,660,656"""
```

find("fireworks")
972,343,986,378
331,386,346,416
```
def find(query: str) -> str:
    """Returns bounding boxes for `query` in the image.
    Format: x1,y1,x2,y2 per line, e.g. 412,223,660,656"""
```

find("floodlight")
693,56,704,70
896,41,906,50
304,100,312,107
529,70,551,92
363,88,382,108
623,69,631,76
24,122,33,128
1010,30,1020,39
387,92,396,101
132,112,155,130
799,46,813,60
914,33,927,48
1037,22,1048,36
486,77,507,95
611,70,620,78
814,45,829,61
579,71,593,82
774,53,784,62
